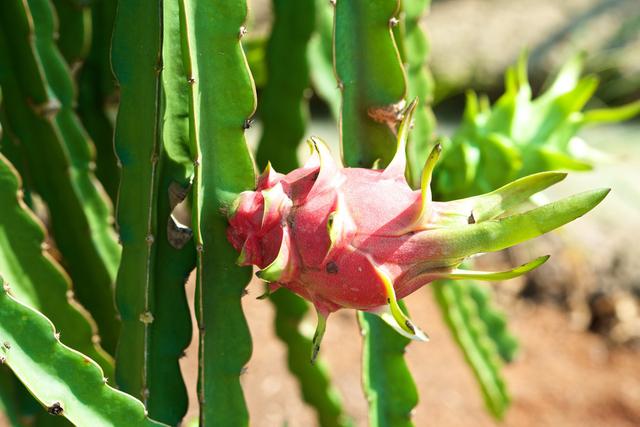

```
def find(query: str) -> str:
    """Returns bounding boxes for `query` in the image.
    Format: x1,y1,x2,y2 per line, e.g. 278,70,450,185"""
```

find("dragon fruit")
227,100,608,360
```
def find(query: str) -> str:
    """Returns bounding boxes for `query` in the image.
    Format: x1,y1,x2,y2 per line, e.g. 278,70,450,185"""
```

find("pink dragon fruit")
227,100,608,360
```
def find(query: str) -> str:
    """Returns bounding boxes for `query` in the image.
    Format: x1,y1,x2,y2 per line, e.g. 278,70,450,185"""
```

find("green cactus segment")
254,4,350,421
358,307,418,427
255,0,315,171
180,0,256,425
432,279,509,419
271,291,350,427
51,0,91,68
77,0,119,201
0,154,112,376
334,0,407,167
111,0,163,403
0,280,166,427
466,283,518,363
0,0,121,353
143,1,198,424
308,0,340,120
403,0,437,188
435,53,640,200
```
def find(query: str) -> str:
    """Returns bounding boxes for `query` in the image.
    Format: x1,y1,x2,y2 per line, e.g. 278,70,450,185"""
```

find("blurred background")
174,0,640,426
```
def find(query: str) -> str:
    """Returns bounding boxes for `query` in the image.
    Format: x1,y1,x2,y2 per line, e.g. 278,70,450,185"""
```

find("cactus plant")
51,0,92,70
0,153,112,375
434,53,640,200
255,1,350,424
0,1,634,426
77,0,119,201
0,0,121,353
111,0,164,403
179,0,256,424
227,103,608,357
0,277,163,427
111,3,196,426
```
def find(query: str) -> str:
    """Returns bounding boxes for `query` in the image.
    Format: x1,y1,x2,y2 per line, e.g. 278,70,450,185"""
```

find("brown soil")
179,279,640,427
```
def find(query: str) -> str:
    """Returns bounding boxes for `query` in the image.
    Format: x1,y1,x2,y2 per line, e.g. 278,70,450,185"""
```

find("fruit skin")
227,100,608,353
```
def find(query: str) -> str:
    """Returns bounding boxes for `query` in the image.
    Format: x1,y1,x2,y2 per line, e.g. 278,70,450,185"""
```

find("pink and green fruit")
227,100,609,360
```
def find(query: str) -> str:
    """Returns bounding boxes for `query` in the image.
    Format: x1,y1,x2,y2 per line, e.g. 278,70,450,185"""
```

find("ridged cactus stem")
334,1,417,425
180,0,256,425
0,153,113,376
77,0,119,201
256,0,314,171
0,0,121,353
334,0,407,168
144,0,198,424
432,280,510,418
51,0,92,70
111,0,162,404
0,278,165,427
402,0,437,188
254,1,349,425
308,0,340,120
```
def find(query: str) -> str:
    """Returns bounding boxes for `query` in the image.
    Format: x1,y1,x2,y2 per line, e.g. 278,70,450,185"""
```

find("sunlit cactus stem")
180,0,256,424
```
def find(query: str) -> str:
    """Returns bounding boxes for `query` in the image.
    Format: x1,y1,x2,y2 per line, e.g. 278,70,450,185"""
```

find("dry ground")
179,279,640,427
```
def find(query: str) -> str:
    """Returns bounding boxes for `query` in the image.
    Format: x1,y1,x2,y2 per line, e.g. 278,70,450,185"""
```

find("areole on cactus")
227,99,609,361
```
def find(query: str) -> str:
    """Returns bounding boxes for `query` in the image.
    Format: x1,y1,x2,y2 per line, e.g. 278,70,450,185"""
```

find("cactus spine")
180,0,256,424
